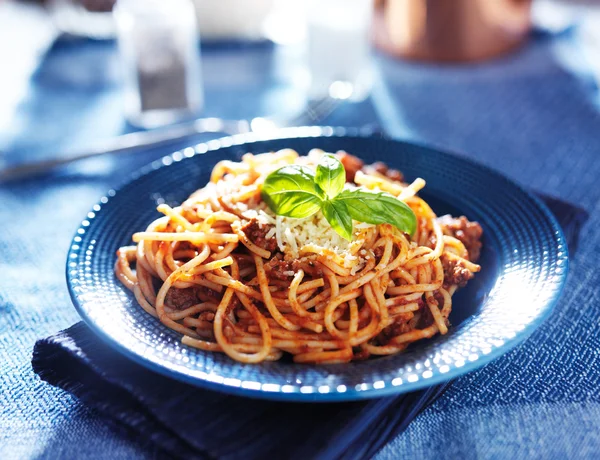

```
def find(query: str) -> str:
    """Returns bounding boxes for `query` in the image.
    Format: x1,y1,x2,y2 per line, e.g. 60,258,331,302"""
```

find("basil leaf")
261,165,324,218
321,199,353,241
334,189,417,236
315,154,346,199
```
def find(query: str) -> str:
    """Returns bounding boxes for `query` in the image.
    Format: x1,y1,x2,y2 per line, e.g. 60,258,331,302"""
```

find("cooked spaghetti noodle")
115,149,482,364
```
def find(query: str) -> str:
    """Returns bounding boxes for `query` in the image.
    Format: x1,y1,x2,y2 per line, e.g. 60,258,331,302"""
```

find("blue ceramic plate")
67,127,569,401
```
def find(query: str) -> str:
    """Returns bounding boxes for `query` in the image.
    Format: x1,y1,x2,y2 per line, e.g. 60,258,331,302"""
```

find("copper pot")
373,0,533,62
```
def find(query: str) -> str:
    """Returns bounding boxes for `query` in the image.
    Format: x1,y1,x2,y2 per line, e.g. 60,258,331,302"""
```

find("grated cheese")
242,206,374,270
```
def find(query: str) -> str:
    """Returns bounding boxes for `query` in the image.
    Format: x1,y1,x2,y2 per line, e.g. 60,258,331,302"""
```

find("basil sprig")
261,154,416,240
315,153,345,198
260,165,324,218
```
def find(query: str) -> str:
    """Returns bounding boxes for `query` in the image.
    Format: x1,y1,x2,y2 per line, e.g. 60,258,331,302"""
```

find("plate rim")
66,127,570,402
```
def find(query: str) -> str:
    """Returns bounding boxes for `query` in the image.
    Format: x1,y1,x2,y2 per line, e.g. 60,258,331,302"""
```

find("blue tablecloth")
1,22,600,460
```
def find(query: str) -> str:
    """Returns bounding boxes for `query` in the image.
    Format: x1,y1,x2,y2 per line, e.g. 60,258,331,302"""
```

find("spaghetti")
115,149,482,364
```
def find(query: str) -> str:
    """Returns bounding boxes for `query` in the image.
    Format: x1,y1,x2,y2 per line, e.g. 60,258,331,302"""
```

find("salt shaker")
114,0,203,128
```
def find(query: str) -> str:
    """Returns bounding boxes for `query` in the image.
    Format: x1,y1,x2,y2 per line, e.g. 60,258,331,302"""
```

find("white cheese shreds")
265,227,276,240
284,227,299,256
350,261,366,276
244,207,370,268
275,216,284,252
242,207,275,226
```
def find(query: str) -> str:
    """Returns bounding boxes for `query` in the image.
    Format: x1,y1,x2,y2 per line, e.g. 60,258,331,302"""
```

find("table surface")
1,2,600,459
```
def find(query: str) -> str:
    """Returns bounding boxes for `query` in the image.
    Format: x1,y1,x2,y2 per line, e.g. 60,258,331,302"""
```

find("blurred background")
1,0,600,179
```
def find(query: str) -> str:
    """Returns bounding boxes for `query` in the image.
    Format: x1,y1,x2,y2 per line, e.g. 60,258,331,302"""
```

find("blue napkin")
31,193,587,460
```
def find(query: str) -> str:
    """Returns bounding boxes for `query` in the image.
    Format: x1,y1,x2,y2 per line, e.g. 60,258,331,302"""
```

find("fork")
0,96,341,182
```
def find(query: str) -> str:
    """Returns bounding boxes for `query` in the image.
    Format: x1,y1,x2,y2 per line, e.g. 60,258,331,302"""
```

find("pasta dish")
115,149,482,364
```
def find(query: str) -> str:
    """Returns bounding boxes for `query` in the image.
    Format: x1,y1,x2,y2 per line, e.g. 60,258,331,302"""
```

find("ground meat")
426,233,437,250
264,255,324,280
352,347,371,360
264,255,301,280
432,290,445,308
336,150,364,182
358,315,371,330
301,260,325,278
196,286,221,304
416,298,434,329
437,215,483,262
373,246,385,259
362,161,404,182
180,205,198,223
228,295,241,310
386,169,403,182
335,151,405,183
441,255,474,288
240,218,278,253
375,317,413,345
165,287,200,310
369,162,388,175
175,241,194,252
198,311,215,322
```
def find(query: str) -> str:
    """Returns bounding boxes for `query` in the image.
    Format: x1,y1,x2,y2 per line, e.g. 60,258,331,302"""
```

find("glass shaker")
114,0,203,128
